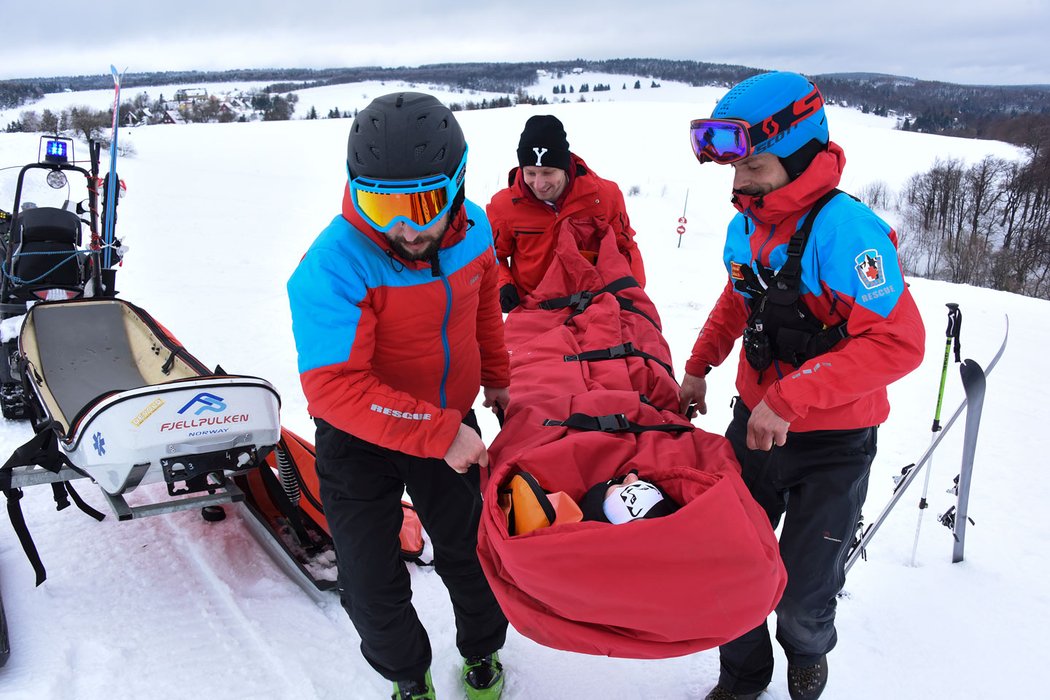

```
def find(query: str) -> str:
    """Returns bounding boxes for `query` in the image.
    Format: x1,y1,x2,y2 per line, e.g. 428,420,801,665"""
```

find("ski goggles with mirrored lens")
690,84,824,164
689,119,753,164
349,149,467,232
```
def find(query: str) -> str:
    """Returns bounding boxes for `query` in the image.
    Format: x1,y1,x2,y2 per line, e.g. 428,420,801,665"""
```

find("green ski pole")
909,302,961,566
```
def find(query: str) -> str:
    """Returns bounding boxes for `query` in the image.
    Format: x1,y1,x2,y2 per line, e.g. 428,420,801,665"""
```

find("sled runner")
236,426,432,594
476,219,787,659
1,297,281,584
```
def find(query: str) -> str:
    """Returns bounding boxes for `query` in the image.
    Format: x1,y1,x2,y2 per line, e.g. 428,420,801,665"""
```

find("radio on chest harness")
737,188,852,373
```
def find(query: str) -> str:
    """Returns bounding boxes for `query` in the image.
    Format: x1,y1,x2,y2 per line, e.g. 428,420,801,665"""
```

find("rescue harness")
736,188,852,373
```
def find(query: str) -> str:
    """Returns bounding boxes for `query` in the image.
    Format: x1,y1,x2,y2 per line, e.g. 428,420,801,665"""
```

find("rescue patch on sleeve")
854,249,886,289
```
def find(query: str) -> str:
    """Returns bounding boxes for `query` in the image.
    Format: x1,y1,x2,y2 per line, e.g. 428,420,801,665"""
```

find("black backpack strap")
766,188,843,307
563,342,675,379
543,412,692,434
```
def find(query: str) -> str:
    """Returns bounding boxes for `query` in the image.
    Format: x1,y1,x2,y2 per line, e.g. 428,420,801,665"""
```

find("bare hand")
483,386,510,415
680,373,708,417
746,400,790,451
444,423,489,473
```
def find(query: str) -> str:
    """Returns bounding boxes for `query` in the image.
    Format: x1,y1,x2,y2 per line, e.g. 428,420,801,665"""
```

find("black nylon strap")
61,482,105,522
767,188,842,306
4,488,47,586
1,430,102,586
564,342,675,378
543,412,692,434
537,276,640,312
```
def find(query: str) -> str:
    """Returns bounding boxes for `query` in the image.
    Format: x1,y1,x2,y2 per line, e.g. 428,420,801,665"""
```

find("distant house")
160,110,186,125
124,107,153,127
174,87,208,104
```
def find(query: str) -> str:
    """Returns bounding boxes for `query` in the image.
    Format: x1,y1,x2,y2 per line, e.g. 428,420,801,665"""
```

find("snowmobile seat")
6,207,84,300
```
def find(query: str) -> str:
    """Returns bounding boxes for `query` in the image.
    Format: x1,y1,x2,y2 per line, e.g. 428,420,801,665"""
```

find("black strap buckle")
596,413,630,432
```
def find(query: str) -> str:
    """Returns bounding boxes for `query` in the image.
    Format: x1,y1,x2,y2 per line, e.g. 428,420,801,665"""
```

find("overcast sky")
3,1,1048,86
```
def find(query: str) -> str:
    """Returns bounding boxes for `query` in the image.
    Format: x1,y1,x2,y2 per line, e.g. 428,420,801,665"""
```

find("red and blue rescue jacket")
685,143,925,431
287,187,509,459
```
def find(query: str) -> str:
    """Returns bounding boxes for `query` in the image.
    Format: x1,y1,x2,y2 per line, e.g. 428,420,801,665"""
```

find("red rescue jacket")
685,144,925,431
286,187,508,459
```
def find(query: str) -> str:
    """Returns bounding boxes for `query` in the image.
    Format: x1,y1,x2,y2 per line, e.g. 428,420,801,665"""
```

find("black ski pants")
717,398,876,694
313,411,508,683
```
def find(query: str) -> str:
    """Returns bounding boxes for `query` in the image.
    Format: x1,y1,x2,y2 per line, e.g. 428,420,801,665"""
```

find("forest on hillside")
3,59,1050,299
3,59,1049,147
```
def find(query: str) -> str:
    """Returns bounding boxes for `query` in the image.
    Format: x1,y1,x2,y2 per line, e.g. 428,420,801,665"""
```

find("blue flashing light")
44,139,68,163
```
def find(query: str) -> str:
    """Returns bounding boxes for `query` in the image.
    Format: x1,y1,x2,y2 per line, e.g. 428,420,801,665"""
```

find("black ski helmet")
348,92,466,182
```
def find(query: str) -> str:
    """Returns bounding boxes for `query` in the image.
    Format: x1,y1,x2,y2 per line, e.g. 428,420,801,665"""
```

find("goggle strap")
747,84,824,152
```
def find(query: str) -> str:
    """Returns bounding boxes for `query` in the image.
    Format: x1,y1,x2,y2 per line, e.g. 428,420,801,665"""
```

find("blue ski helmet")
712,71,828,178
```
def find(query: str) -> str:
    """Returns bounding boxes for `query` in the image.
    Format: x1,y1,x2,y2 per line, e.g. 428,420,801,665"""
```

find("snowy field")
0,76,1043,699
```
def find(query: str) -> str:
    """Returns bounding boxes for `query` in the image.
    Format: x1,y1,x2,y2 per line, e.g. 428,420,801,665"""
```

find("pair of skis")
845,311,1008,573
102,65,123,273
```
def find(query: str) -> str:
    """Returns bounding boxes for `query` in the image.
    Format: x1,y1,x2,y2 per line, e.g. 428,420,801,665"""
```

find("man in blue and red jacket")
287,93,508,700
682,73,925,700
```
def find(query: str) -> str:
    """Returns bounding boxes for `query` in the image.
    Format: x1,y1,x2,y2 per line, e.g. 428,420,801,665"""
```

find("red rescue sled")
476,219,786,659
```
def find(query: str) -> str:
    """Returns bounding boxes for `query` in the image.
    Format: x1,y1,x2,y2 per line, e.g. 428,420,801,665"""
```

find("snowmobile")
0,136,116,420
0,138,284,587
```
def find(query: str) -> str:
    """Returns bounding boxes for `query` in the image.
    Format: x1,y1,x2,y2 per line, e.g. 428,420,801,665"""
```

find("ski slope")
0,78,1045,699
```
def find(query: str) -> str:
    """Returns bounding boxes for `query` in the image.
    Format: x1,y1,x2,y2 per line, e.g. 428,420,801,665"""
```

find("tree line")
5,60,1047,148
866,143,1050,299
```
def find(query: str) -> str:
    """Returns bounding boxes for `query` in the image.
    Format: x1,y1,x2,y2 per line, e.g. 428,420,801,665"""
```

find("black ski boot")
391,670,434,700
463,651,504,699
787,655,828,700
704,685,763,700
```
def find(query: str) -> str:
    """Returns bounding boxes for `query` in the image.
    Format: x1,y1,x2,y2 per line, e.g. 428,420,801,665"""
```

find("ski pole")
676,189,689,249
909,302,961,566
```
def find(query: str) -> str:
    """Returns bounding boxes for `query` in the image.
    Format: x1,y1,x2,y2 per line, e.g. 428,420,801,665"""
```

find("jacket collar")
507,152,591,209
731,142,846,226
340,183,468,270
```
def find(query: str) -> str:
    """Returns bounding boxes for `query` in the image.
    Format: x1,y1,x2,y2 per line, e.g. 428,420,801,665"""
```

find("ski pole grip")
945,303,962,362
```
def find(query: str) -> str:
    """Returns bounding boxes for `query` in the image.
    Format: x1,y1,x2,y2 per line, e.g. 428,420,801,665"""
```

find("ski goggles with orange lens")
690,84,824,165
349,149,467,232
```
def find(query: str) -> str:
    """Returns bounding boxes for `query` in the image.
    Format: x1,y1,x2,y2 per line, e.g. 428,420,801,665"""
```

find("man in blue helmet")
681,72,926,700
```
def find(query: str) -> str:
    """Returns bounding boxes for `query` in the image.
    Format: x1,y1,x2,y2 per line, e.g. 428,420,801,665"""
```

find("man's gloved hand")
499,283,521,313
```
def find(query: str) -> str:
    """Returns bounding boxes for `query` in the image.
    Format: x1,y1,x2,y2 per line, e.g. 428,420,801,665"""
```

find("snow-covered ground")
0,77,1043,700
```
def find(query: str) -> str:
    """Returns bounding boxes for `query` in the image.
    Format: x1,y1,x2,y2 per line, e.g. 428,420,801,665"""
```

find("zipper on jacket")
756,222,777,266
438,265,453,409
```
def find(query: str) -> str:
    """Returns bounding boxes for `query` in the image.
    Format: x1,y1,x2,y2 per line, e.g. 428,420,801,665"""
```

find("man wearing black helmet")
681,72,925,700
287,92,508,700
